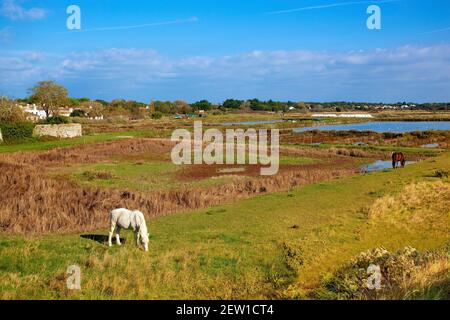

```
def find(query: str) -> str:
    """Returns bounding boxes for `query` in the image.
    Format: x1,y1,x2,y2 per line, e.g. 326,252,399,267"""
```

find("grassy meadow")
0,144,448,299
0,114,449,300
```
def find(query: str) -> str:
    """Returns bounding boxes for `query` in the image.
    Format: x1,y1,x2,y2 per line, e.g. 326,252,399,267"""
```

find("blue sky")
1,0,450,102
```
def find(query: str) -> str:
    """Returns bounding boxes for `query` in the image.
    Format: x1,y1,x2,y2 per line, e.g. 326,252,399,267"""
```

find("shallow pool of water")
421,143,440,148
293,121,450,133
360,160,415,173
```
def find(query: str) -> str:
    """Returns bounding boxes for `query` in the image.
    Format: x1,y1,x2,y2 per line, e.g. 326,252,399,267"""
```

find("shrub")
282,241,304,271
410,131,431,139
41,116,70,124
151,111,163,120
320,246,446,300
434,169,449,178
0,104,26,123
0,122,35,142
70,109,86,117
383,132,403,139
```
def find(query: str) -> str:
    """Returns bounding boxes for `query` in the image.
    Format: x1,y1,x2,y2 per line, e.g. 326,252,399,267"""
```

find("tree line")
7,80,450,122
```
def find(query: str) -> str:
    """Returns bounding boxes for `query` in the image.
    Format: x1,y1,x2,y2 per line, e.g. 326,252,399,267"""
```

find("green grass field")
0,130,164,154
1,150,448,299
50,154,319,192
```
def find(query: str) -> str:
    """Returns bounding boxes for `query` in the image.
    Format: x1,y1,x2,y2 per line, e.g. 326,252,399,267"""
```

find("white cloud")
0,0,47,21
1,44,449,102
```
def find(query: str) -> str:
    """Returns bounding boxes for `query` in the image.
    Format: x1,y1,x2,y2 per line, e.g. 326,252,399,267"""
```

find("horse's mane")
139,219,148,235
133,210,148,236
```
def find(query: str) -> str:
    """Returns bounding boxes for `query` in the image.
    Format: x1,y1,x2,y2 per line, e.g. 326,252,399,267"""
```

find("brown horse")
392,152,406,169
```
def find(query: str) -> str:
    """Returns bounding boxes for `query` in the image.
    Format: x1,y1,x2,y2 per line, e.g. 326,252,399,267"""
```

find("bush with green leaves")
0,122,36,142
70,109,86,117
151,111,163,120
40,116,70,124
434,169,449,178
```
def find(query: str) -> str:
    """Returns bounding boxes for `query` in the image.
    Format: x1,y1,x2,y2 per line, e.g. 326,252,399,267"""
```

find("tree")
68,97,90,106
80,100,104,110
222,99,243,109
153,101,173,114
174,100,192,114
108,99,146,119
29,81,69,118
95,99,109,106
148,101,155,114
190,100,212,111
249,99,264,111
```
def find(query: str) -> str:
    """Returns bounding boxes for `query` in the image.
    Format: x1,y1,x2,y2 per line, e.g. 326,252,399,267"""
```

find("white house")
58,108,74,117
22,104,47,120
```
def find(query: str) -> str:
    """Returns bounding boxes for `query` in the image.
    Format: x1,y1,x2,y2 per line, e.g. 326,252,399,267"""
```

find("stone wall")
33,124,82,138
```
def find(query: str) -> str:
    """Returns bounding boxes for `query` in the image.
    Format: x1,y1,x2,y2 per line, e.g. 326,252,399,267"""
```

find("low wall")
33,124,82,138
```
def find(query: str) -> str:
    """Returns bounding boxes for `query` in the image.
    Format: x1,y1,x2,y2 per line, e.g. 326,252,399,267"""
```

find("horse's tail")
109,209,118,226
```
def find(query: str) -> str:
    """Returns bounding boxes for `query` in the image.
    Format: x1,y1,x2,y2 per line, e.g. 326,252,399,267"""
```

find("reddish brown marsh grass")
0,139,356,234
0,138,174,167
281,130,450,148
0,163,354,234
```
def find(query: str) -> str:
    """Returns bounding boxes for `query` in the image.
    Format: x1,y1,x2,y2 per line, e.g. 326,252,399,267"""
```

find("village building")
20,104,47,120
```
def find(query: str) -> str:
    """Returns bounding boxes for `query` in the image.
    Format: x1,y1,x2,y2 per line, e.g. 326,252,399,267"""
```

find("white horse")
108,208,149,252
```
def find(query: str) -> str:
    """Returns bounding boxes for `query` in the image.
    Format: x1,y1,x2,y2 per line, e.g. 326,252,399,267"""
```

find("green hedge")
0,122,36,143
40,116,70,124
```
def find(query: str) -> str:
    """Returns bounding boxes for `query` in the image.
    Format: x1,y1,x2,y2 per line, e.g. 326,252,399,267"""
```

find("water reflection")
360,160,415,173
421,143,440,148
293,121,450,133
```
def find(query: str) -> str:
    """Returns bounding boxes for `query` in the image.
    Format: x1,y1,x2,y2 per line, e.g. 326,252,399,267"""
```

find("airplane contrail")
418,26,450,35
267,0,401,15
68,16,198,33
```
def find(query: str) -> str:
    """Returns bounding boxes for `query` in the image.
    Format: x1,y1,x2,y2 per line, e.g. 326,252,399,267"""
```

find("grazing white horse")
108,208,149,252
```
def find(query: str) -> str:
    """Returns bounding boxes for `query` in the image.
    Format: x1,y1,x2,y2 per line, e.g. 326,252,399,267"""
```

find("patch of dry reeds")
0,159,354,234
